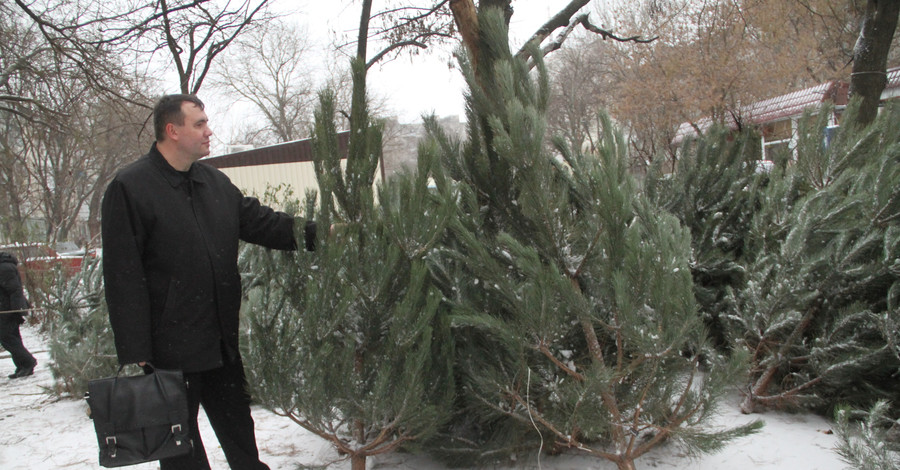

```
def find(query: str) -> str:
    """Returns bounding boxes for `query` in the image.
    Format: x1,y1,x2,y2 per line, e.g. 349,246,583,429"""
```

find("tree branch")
515,3,657,69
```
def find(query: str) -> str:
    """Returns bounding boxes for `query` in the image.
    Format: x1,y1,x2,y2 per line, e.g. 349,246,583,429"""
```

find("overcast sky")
295,1,572,120
208,1,592,152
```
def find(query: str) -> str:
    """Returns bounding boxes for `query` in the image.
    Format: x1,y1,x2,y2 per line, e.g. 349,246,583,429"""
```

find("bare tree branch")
515,0,591,60
336,1,456,69
516,4,658,68
154,0,274,94
9,0,153,110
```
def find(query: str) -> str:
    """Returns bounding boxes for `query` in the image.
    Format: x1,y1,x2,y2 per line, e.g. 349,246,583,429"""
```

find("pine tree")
423,8,760,470
729,103,900,414
44,256,119,397
644,128,766,350
241,59,455,470
834,400,900,470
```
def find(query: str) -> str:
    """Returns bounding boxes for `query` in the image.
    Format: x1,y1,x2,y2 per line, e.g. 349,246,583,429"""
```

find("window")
761,119,795,161
764,142,791,161
762,120,792,142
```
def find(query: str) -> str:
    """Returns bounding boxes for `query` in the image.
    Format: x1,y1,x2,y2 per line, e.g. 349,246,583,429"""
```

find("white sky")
295,1,570,121
208,1,587,151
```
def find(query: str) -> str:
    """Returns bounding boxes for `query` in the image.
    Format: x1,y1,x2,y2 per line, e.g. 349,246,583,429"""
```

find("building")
201,131,359,205
203,116,466,205
381,115,466,176
673,67,900,160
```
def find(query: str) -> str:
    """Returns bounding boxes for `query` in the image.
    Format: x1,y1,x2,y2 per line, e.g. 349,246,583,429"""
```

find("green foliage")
242,60,454,468
834,401,900,470
421,8,759,469
724,102,900,414
645,127,765,349
311,59,382,223
647,100,900,418
242,172,455,462
43,256,118,398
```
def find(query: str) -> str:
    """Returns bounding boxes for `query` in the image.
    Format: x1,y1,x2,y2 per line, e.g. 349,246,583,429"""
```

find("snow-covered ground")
1,325,849,470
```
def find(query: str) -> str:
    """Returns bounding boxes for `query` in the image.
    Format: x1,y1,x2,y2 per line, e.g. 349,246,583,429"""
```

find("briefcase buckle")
105,436,118,458
172,424,183,445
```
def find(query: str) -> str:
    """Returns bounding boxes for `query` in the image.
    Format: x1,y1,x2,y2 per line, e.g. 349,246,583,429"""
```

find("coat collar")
147,142,209,188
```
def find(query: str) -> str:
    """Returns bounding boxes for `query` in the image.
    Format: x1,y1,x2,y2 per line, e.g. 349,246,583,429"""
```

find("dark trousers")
0,314,36,371
160,358,269,470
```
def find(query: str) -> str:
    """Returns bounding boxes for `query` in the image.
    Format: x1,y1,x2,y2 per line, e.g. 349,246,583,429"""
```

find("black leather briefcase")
86,364,191,467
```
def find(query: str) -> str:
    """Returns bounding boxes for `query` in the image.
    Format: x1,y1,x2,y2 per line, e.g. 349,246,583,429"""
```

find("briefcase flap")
88,368,188,430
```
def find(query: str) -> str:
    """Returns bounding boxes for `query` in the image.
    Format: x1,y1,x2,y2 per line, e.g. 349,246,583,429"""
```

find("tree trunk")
616,458,637,470
450,0,480,69
849,0,900,127
351,453,367,470
740,365,777,414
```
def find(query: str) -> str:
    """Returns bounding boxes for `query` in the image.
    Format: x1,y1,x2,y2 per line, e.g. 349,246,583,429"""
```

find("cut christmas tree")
241,59,455,470
724,104,900,415
423,7,761,470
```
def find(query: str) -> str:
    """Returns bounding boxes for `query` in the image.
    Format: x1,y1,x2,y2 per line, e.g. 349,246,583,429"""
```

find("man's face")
172,102,213,160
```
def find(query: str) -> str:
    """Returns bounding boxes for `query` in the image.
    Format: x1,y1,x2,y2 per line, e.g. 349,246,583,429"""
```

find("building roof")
202,131,350,169
673,80,850,145
883,66,900,100
743,81,848,124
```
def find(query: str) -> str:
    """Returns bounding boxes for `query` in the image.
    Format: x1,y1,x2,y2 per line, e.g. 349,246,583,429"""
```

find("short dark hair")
153,94,205,142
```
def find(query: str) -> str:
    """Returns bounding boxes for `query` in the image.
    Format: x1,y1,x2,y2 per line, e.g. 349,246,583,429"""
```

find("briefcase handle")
111,362,175,395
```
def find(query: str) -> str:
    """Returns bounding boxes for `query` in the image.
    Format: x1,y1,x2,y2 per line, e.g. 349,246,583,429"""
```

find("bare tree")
4,0,163,114
2,0,273,243
7,60,151,244
332,0,457,70
0,114,36,243
6,0,272,100
82,92,155,245
148,0,275,94
545,35,621,155
1,2,157,245
0,8,97,244
331,0,641,73
214,20,317,144
549,0,870,170
0,12,44,242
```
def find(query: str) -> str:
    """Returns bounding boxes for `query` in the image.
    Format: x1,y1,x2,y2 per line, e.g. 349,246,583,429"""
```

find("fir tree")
424,8,760,470
241,59,454,470
729,103,900,414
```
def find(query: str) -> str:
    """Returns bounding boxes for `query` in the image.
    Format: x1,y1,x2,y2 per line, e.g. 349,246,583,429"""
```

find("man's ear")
165,122,178,141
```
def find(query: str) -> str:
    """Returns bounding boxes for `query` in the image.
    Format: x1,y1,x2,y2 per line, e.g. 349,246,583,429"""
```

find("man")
101,94,315,470
0,251,37,379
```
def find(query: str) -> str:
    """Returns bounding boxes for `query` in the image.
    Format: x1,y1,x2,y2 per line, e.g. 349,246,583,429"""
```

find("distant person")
101,94,316,470
0,251,37,379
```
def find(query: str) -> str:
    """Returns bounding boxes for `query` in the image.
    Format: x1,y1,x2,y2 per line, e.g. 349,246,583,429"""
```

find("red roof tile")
673,80,849,145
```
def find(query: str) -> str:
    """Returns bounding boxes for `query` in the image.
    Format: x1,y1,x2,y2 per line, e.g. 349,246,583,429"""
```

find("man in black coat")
101,94,315,470
0,251,37,379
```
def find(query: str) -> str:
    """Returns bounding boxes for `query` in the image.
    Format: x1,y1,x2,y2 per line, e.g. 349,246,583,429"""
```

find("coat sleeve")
237,195,302,251
0,263,28,311
101,179,154,365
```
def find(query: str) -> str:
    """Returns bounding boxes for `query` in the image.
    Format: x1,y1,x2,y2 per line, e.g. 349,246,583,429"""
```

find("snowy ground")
1,325,850,470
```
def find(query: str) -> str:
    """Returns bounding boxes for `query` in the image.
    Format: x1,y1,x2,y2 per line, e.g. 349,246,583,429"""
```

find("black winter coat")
0,252,28,314
101,143,301,373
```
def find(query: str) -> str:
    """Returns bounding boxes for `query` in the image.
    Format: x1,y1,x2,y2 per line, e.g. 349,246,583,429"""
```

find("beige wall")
219,160,382,206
